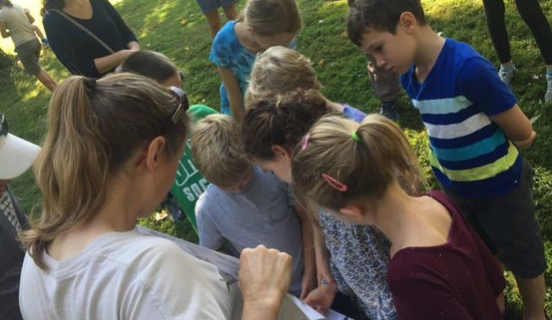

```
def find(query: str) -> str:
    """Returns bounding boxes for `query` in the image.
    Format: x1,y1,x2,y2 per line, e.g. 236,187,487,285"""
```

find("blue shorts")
195,0,237,14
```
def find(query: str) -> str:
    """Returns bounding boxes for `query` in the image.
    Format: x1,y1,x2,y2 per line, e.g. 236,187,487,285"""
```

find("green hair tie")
351,131,362,143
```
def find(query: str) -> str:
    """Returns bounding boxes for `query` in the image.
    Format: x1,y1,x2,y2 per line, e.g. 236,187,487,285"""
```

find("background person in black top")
41,0,139,78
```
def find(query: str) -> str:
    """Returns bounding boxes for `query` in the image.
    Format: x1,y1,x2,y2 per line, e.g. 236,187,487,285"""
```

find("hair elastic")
84,78,97,96
321,173,348,192
351,131,362,143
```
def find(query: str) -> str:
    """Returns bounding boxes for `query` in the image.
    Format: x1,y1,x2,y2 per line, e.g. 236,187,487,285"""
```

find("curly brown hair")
241,89,331,161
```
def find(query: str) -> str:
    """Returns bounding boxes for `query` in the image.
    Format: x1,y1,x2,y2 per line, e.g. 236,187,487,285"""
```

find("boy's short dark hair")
117,50,178,84
347,0,427,46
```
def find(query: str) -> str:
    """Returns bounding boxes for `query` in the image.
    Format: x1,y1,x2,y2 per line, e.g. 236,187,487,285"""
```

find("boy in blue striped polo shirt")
347,1,546,319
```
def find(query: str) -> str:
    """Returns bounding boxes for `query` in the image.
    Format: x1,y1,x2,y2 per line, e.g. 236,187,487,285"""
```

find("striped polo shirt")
401,38,522,198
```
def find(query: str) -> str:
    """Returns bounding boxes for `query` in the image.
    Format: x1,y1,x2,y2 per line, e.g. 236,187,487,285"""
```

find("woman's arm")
94,49,136,75
97,0,138,44
127,41,139,50
218,67,244,119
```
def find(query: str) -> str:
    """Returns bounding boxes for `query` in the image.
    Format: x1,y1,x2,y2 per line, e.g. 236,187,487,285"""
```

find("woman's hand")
240,245,292,320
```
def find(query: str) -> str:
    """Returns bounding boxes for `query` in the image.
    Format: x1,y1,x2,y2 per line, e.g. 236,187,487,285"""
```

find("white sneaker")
498,65,516,87
545,71,552,103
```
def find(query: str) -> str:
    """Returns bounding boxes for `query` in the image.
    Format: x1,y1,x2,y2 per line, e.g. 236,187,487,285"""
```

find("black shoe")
379,101,399,122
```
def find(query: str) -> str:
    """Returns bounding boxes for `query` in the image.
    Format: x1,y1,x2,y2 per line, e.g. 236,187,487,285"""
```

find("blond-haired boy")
191,114,315,298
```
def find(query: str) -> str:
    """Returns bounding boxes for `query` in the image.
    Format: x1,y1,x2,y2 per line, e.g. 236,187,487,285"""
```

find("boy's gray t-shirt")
196,165,304,296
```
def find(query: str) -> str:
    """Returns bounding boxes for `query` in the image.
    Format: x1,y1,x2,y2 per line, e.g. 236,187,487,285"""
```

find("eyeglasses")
0,114,7,137
160,86,189,135
178,70,185,82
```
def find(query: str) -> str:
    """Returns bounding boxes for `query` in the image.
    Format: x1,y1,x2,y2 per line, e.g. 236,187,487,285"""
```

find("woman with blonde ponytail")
18,73,293,320
292,114,507,320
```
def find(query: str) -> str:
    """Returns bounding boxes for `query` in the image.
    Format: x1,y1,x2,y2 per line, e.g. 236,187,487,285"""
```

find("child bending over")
292,114,506,320
191,114,316,298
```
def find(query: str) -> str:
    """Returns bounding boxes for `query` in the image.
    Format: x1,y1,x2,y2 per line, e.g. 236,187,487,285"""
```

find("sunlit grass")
2,0,552,317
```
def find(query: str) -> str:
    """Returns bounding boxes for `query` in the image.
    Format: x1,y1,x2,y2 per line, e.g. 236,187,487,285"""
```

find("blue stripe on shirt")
433,141,510,170
431,129,508,161
421,104,481,125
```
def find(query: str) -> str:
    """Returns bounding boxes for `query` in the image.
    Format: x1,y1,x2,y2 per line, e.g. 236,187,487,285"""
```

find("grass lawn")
1,0,552,318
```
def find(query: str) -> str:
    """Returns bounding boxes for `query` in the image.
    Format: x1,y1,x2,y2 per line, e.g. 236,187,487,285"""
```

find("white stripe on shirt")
424,112,492,140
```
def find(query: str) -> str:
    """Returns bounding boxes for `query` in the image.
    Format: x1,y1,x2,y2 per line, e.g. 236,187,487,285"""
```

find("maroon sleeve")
388,273,477,320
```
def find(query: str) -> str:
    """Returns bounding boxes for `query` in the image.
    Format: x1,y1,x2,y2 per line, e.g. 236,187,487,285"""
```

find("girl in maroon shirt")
291,114,505,320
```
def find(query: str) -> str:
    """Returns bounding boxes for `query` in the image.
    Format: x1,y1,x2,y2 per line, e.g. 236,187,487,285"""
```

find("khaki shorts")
15,39,41,76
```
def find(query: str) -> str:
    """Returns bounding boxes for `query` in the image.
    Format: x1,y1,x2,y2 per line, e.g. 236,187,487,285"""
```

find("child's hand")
303,282,338,314
300,272,317,300
513,130,536,148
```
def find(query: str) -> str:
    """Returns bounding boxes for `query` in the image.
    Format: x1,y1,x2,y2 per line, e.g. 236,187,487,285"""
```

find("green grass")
1,0,552,317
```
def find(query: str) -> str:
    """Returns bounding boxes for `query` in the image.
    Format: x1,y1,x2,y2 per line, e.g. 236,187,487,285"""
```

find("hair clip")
322,173,348,192
301,133,310,150
351,131,362,143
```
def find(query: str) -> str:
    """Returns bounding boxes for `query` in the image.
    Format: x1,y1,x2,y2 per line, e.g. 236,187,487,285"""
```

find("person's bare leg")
204,9,221,38
35,69,57,92
222,4,237,21
516,274,546,320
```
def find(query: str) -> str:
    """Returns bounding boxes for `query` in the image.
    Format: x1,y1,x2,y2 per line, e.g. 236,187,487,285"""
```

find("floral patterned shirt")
318,104,397,320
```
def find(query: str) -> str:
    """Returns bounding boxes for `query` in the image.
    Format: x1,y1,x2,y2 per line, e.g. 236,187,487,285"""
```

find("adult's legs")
204,9,222,38
35,69,57,92
514,0,552,102
366,55,400,121
482,0,511,64
514,0,552,66
222,5,237,21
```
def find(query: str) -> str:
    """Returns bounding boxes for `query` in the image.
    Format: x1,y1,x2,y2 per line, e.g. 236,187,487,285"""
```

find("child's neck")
235,21,263,54
368,183,450,257
413,27,446,83
369,183,417,241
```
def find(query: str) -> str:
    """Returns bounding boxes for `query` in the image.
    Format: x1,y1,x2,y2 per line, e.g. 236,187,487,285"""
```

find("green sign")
170,142,210,231
170,104,218,232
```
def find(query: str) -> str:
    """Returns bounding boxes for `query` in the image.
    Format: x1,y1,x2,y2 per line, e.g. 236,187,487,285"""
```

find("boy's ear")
339,204,366,224
271,144,291,159
398,11,417,33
